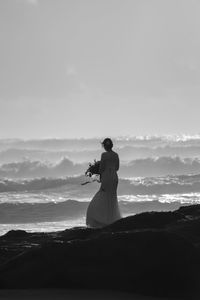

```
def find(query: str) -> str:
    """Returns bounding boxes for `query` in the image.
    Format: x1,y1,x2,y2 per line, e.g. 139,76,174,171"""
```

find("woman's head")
101,138,113,151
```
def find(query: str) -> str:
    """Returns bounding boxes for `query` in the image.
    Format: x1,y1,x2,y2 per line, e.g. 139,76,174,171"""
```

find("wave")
2,156,200,178
2,136,200,164
0,177,69,192
0,200,87,223
1,174,200,196
0,199,182,224
2,145,200,165
120,156,200,177
2,135,200,150
0,158,86,178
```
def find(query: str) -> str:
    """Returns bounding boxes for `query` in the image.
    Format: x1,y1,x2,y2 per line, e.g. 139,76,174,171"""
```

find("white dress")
86,151,121,228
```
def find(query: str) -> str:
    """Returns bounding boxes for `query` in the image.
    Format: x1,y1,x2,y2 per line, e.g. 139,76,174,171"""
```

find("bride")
86,138,121,228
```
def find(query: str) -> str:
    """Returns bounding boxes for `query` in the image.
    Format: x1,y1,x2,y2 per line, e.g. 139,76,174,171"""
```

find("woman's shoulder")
101,151,107,156
103,150,119,158
111,150,119,157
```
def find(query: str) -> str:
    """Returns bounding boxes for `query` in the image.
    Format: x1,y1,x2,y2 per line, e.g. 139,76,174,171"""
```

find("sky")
0,0,200,138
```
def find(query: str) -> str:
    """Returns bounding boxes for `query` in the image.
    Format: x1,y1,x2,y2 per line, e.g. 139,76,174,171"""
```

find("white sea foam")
0,218,86,237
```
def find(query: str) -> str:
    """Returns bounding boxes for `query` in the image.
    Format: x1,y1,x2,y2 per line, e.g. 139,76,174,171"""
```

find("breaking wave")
120,157,200,177
2,156,200,178
1,173,200,196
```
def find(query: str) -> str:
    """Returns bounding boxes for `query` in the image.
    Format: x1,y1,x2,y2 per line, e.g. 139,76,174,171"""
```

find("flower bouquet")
81,160,101,185
85,160,101,177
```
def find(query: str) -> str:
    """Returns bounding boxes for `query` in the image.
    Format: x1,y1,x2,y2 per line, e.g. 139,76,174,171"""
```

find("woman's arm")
116,154,120,171
99,153,106,174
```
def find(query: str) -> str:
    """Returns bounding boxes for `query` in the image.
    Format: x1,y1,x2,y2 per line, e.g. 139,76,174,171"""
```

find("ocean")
0,174,200,236
1,136,200,236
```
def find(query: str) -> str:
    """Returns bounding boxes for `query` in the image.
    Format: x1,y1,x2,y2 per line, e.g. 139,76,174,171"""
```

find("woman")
86,138,121,228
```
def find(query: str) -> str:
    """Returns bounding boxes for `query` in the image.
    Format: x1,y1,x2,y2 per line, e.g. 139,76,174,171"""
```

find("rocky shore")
0,205,200,298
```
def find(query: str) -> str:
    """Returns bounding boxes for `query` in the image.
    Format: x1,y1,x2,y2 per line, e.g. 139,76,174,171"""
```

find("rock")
1,205,200,298
178,204,200,218
2,230,29,239
107,211,184,232
0,230,199,297
61,227,98,241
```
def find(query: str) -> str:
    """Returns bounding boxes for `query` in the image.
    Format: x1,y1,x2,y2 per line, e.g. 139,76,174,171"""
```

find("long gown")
86,150,121,228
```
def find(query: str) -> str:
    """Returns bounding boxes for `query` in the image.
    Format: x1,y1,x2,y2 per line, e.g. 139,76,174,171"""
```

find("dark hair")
101,138,113,151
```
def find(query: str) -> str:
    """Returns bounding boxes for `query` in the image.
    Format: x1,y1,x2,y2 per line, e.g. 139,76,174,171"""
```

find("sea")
1,135,200,236
1,174,200,236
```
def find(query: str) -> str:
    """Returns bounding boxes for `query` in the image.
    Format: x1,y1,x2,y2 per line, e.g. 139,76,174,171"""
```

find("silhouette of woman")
86,138,121,228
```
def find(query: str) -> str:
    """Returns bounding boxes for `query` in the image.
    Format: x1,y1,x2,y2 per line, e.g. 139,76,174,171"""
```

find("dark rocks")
0,230,198,297
61,227,99,241
107,211,184,232
1,204,200,297
3,230,29,239
178,204,200,218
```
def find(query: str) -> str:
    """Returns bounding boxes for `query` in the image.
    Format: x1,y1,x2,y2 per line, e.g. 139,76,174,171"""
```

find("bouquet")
85,160,101,177
81,160,101,185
